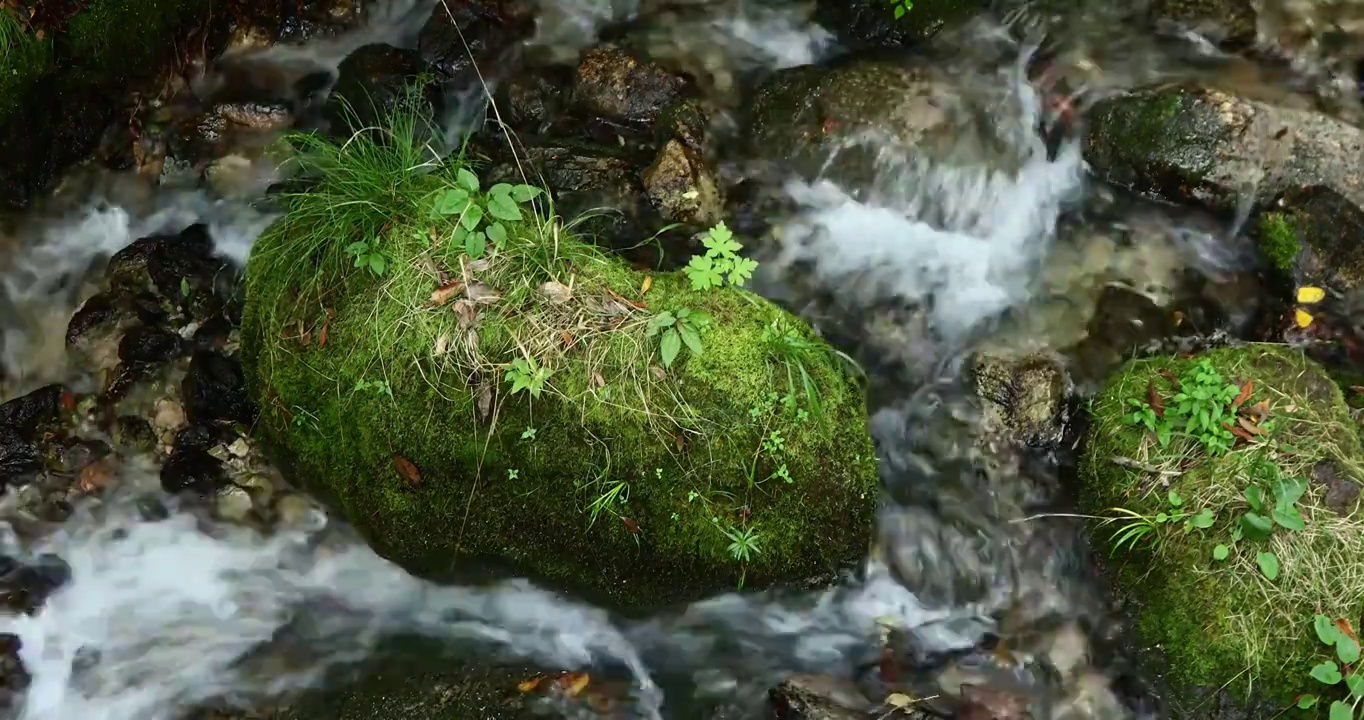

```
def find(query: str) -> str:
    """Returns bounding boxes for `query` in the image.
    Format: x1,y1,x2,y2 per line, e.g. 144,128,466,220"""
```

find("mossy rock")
1253,187,1364,293
1080,345,1364,714
239,121,878,611
813,0,985,48
0,0,208,209
1149,0,1257,45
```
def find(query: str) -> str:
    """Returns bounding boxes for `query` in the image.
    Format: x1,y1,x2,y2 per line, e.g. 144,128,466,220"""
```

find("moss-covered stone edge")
1080,344,1364,709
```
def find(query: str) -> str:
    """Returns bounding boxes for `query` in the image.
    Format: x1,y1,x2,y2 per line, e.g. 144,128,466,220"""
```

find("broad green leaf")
678,323,703,356
726,256,758,286
1272,504,1306,531
1272,476,1306,507
485,222,507,245
1330,700,1353,720
465,231,486,259
511,184,542,202
660,328,681,368
460,202,484,231
487,193,522,222
489,183,513,197
456,168,480,192
1240,511,1272,540
1347,673,1364,698
1212,544,1229,561
369,253,387,276
1255,551,1279,580
346,241,370,255
1318,615,1343,645
1339,634,1361,664
430,188,470,216
1155,513,1169,523
1312,661,1343,685
894,4,905,18
1168,490,1184,507
1299,694,1318,709
1190,508,1215,529
1243,485,1264,513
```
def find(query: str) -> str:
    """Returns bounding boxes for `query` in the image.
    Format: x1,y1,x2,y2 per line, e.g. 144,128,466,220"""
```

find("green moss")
1256,212,1301,272
0,12,52,120
63,0,196,81
240,109,878,611
1081,345,1364,708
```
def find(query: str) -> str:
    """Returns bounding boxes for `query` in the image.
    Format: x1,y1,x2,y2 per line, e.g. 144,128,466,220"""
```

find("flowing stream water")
0,0,1360,718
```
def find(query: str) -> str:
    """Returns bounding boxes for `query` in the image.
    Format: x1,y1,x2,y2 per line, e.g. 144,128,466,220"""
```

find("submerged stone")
1080,344,1364,712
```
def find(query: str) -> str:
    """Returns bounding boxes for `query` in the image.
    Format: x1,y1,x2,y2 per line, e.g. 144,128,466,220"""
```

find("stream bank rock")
1149,0,1257,46
1081,344,1364,714
239,120,878,610
812,0,986,48
1082,83,1364,292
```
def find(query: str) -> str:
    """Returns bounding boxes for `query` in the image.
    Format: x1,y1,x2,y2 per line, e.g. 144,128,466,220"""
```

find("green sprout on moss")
505,356,552,399
585,479,629,529
1105,489,1214,554
647,308,708,369
888,0,914,19
345,238,389,276
1123,357,1245,456
1301,614,1364,717
684,222,757,291
428,170,543,258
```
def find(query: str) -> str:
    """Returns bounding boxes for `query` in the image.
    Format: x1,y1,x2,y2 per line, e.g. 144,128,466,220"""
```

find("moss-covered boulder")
240,114,878,610
1081,344,1364,714
0,0,211,209
1082,83,1364,292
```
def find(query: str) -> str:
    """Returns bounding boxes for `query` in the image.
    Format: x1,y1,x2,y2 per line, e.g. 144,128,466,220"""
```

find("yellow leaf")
1296,286,1326,304
1294,309,1314,328
641,275,653,294
557,672,591,697
517,676,544,693
885,693,915,708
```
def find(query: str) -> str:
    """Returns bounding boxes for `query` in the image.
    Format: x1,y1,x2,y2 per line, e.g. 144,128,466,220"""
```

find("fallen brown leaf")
650,365,667,381
1232,380,1254,408
430,280,465,307
539,281,573,304
452,299,478,330
393,454,422,488
434,333,449,356
621,516,640,534
561,331,575,348
1147,381,1165,418
77,459,116,494
1228,422,1255,443
591,371,605,388
1337,619,1360,646
960,684,1028,720
1351,386,1364,395
1237,416,1266,436
555,672,591,697
1158,368,1181,390
60,391,77,412
1241,398,1271,421
466,258,492,273
466,283,501,304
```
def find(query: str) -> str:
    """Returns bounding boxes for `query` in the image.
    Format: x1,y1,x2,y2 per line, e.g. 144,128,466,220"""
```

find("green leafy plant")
1105,489,1214,554
888,0,914,19
1123,357,1248,456
345,238,389,276
1301,615,1364,717
352,378,394,400
585,479,630,529
428,169,543,259
715,520,761,563
504,356,552,399
647,308,709,369
684,222,758,291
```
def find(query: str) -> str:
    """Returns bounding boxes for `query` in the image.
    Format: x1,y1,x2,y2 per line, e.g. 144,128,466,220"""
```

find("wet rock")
214,102,294,132
213,485,255,523
160,447,229,495
971,352,1071,447
0,554,70,614
1254,184,1364,293
328,44,439,134
182,350,257,427
1150,0,1257,46
154,397,189,437
417,0,533,85
572,44,686,124
769,675,881,720
1311,460,1361,515
0,384,64,435
117,325,186,367
497,72,569,129
641,139,723,226
813,0,985,48
0,428,40,486
656,98,712,152
106,224,229,305
1083,84,1364,290
114,415,157,452
59,439,112,473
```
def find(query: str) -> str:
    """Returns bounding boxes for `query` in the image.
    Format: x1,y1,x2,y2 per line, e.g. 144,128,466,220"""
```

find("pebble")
213,485,254,523
153,398,187,435
275,494,327,532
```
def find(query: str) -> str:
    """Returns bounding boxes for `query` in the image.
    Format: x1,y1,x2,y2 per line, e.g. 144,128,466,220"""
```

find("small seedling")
345,238,388,276
1304,615,1364,718
521,427,538,441
1105,490,1213,554
1123,358,1250,456
353,378,394,400
684,222,758,291
647,308,709,369
505,356,552,399
507,468,520,480
888,0,914,19
585,479,629,529
428,170,543,258
715,520,762,563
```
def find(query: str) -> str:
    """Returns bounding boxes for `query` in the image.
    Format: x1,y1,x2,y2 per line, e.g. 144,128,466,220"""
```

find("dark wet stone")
971,352,1071,447
193,314,235,350
496,71,569,130
58,439,112,473
160,447,228,495
0,384,64,436
1150,0,1256,46
174,423,221,452
813,0,985,49
417,0,533,85
65,292,123,347
135,495,171,521
182,350,257,426
769,675,876,720
1084,84,1364,293
328,44,440,136
0,554,71,614
1312,460,1361,515
214,102,294,131
571,44,685,124
117,325,186,367
107,224,228,303
0,427,41,486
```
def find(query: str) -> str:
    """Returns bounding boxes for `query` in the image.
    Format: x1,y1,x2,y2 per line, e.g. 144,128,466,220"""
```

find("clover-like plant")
428,169,542,259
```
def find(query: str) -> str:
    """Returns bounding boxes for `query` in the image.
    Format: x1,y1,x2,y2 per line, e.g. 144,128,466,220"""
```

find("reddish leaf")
1337,618,1360,645
1147,381,1165,418
1232,380,1254,408
429,280,466,307
393,454,422,488
1237,416,1266,436
59,391,77,412
1228,422,1255,443
877,647,900,683
1158,368,1181,390
621,516,640,534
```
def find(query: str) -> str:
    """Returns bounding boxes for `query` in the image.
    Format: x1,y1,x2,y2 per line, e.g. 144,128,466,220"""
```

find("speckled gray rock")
1084,83,1364,289
1149,0,1257,45
971,352,1071,448
572,44,685,124
641,139,723,226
